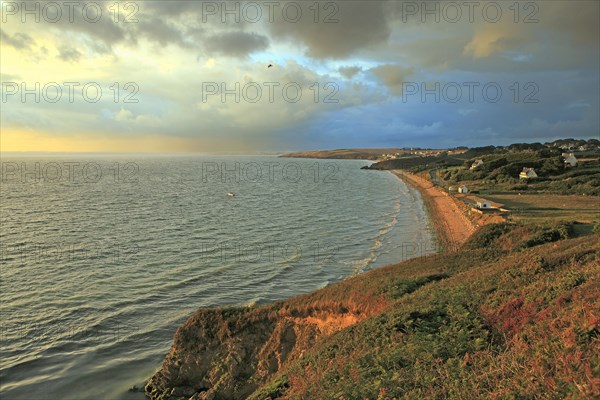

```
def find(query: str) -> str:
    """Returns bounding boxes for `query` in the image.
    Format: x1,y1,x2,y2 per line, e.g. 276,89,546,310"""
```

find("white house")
519,168,538,180
470,159,484,170
458,185,469,194
476,201,491,209
563,153,578,167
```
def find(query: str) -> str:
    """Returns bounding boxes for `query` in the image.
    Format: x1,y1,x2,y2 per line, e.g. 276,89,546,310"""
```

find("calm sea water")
0,155,435,399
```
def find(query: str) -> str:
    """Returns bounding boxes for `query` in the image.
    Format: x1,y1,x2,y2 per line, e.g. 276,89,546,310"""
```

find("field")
484,193,600,224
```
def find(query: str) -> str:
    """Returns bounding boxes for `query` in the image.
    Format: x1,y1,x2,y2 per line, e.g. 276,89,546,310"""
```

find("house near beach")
458,185,469,194
519,168,538,180
476,200,491,209
562,153,578,167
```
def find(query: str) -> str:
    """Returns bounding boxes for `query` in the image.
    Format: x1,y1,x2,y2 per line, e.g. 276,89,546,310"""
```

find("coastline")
143,163,599,399
390,170,476,252
144,164,476,399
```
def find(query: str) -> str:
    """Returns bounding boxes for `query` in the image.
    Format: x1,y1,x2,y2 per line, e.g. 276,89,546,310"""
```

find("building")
519,168,538,180
562,153,578,167
470,159,484,170
458,185,469,194
476,201,491,209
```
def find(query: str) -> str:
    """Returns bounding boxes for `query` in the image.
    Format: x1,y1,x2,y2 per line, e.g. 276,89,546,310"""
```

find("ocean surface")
0,155,435,399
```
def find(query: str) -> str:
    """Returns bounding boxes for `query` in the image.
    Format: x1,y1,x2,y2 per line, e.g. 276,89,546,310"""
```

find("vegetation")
254,222,599,399
357,139,600,196
517,222,573,249
483,193,599,224
365,155,465,171
147,222,599,400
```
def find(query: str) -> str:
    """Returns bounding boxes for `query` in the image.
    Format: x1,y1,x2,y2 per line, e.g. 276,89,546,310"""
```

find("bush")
509,184,528,191
466,223,512,249
519,223,573,248
538,156,565,176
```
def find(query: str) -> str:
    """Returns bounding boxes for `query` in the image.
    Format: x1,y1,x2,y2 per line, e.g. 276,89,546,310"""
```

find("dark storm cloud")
204,32,269,57
62,5,126,44
129,1,390,58
539,1,600,44
267,1,391,59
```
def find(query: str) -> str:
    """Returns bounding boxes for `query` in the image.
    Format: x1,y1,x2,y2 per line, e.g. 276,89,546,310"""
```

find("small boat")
227,192,235,197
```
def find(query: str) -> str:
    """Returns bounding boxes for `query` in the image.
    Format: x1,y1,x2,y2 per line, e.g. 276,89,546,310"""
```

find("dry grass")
484,193,600,223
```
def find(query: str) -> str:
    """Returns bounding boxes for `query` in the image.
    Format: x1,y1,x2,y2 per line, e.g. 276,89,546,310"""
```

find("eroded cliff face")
145,296,385,400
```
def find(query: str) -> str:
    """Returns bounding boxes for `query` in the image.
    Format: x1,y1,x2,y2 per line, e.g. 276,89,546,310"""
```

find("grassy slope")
147,223,599,400
250,224,599,399
483,193,600,224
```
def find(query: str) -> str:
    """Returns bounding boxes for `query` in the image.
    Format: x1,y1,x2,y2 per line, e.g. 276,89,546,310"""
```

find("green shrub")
509,184,528,191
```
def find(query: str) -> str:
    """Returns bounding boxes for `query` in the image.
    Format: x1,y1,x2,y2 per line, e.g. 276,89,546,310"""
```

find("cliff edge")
147,222,599,399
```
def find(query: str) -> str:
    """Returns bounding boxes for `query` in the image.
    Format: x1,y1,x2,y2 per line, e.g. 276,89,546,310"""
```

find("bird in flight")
267,64,273,68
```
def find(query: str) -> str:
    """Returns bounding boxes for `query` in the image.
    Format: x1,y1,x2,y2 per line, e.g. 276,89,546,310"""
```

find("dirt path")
392,170,476,252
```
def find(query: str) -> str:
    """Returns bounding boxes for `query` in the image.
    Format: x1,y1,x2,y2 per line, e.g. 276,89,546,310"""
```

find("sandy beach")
391,170,476,252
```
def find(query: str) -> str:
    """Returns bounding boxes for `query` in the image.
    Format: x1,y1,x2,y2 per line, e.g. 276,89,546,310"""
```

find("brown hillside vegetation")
146,223,599,400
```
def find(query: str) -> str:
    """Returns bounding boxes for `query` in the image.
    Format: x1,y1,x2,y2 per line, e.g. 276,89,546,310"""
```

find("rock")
146,301,372,400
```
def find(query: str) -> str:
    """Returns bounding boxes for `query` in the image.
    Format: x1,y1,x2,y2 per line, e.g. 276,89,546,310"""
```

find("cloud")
114,108,134,122
1,0,598,151
204,32,269,57
46,4,128,51
112,108,163,127
133,16,198,48
369,64,413,95
0,29,34,50
58,45,83,63
540,1,600,44
267,1,391,59
463,25,526,59
338,66,362,79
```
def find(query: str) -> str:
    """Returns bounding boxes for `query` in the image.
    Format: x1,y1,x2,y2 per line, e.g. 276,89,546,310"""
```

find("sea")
0,155,436,399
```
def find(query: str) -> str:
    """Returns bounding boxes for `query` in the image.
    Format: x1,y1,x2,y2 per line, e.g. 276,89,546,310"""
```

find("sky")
1,0,599,152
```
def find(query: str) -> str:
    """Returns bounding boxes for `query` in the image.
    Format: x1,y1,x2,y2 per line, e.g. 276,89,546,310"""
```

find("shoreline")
144,165,477,399
390,170,476,252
